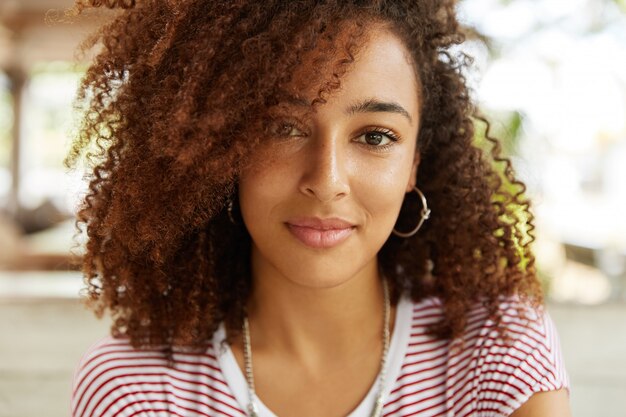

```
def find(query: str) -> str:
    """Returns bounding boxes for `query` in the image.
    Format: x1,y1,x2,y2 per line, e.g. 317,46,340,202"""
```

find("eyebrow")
346,98,413,125
284,95,413,125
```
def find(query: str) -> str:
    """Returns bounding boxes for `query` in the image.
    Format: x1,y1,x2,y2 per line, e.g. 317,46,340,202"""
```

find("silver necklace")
242,278,391,417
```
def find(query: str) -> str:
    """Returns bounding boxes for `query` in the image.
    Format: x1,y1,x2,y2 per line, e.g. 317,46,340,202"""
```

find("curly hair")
63,0,542,356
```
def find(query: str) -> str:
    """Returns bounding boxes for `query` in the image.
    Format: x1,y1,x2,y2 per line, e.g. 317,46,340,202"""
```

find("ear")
406,151,420,192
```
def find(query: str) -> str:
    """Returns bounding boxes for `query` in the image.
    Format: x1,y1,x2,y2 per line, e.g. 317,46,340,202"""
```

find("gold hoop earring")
392,186,431,238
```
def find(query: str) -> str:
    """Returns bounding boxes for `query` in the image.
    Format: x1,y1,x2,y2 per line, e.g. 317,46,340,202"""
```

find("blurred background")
0,0,625,416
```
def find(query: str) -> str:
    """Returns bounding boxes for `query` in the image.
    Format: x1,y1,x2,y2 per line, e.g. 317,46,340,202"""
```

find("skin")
510,388,572,416
231,24,572,417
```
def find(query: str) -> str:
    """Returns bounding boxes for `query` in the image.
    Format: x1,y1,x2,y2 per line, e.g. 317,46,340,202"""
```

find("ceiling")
0,0,117,71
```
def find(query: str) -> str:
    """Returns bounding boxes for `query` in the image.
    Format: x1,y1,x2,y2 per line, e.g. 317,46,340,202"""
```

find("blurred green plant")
459,0,626,299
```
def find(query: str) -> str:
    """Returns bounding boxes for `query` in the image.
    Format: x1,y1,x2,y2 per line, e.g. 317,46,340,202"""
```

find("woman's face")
238,26,421,289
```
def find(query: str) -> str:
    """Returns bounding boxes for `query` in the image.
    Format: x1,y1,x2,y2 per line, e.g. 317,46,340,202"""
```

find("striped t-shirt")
71,294,570,417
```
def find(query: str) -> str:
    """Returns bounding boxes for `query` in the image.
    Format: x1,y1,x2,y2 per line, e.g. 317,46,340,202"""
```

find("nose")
299,135,350,202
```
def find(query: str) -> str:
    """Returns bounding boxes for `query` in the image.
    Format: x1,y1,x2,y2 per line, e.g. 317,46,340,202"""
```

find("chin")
278,263,360,290
251,237,378,290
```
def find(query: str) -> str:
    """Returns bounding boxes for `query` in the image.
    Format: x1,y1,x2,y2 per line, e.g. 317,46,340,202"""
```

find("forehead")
283,22,420,118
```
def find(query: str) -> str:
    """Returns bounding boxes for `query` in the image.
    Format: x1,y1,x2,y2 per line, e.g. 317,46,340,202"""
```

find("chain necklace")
242,278,391,417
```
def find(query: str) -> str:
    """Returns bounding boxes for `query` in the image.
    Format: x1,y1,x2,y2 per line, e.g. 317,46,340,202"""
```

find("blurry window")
0,72,12,206
19,62,83,213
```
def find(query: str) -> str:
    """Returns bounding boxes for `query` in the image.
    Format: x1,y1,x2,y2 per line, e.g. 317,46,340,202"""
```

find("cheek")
351,156,414,237
238,159,293,231
355,153,412,202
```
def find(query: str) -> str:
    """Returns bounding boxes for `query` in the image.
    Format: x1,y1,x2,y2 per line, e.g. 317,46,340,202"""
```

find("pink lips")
286,217,356,249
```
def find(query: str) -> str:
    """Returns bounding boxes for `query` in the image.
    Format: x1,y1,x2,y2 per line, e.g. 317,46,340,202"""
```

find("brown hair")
63,0,542,354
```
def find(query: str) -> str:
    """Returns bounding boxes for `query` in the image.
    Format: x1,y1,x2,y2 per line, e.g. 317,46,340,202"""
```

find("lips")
286,217,356,249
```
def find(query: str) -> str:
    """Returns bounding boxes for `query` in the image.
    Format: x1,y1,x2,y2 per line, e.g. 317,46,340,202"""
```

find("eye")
354,127,400,148
270,120,307,138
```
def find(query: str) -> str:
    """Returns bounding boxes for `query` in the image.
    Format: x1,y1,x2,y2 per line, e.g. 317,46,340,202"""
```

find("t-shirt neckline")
212,293,413,417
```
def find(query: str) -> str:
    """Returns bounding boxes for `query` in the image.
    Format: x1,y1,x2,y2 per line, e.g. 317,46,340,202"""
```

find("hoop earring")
392,186,431,238
227,196,237,224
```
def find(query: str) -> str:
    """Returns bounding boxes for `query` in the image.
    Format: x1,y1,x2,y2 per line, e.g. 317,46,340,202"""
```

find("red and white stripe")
71,339,246,417
71,296,569,417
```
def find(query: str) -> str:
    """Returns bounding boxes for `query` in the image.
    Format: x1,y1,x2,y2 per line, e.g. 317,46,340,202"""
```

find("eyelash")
272,122,402,152
357,127,402,152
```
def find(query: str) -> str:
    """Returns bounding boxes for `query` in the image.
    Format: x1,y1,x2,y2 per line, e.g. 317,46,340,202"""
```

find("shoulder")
399,296,570,416
437,296,571,417
407,295,566,355
70,335,241,417
71,335,165,417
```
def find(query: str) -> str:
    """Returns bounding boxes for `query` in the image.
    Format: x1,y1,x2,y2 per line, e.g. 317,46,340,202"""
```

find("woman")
67,0,571,416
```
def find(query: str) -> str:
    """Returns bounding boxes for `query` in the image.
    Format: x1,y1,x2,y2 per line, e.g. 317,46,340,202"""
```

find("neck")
244,245,395,370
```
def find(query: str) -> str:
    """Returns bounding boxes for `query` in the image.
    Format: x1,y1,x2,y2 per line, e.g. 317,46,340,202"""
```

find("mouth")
285,217,356,249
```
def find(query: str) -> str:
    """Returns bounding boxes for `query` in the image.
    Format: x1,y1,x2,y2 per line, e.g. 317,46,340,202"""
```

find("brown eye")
271,121,305,137
355,128,399,148
364,132,385,145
